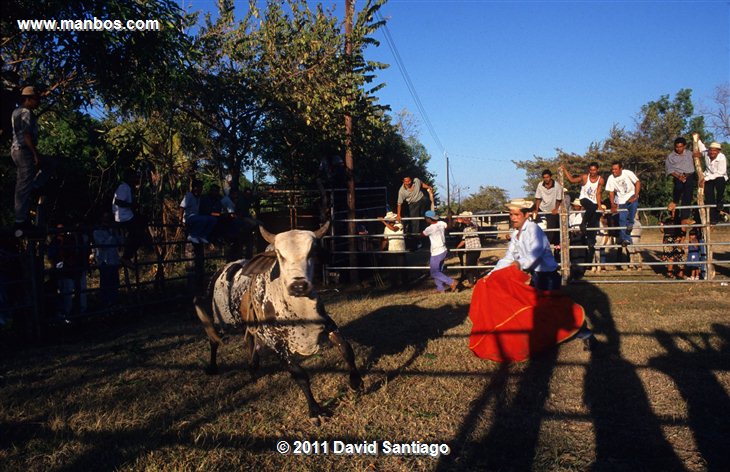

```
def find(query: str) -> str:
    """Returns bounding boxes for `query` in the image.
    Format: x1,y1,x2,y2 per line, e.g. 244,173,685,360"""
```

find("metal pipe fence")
323,203,730,285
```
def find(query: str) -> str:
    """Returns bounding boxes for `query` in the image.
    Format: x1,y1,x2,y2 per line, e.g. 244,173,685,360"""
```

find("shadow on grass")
342,303,467,393
650,324,730,472
571,283,687,471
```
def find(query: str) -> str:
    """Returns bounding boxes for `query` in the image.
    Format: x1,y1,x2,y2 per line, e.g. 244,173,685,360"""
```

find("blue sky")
185,0,730,200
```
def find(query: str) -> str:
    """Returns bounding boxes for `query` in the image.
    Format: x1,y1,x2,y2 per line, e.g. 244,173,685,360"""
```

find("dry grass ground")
1,228,729,471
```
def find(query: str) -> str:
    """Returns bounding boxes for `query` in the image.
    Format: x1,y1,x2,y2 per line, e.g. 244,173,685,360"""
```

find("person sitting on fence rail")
666,137,697,220
422,210,458,293
455,211,481,288
533,169,563,248
559,162,604,257
605,161,640,247
112,170,146,268
694,137,728,225
180,180,217,245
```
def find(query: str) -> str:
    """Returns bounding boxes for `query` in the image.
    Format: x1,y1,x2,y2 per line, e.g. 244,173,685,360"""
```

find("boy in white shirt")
605,161,640,246
422,211,458,293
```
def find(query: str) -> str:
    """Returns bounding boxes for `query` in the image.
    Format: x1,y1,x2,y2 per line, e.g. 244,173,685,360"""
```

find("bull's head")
259,221,330,297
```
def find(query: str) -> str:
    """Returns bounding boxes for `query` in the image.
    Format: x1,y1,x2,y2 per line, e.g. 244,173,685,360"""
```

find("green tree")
460,186,509,212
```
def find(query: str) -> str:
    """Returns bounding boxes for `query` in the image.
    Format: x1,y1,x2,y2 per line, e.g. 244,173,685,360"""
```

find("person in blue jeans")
180,180,217,244
605,161,641,247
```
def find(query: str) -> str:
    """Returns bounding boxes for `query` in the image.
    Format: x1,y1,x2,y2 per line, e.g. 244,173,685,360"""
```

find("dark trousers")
672,173,696,219
705,178,727,222
543,213,560,245
580,198,599,247
461,250,479,284
118,215,148,260
98,264,120,305
406,198,430,249
532,270,561,290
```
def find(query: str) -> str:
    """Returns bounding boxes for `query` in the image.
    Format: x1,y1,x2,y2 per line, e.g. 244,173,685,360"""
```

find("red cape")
468,265,585,362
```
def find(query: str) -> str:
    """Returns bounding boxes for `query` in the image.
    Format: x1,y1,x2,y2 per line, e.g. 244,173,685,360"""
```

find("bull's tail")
193,296,223,345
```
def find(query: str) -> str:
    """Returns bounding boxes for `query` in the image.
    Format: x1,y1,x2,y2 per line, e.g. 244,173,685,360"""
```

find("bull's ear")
313,220,330,239
259,225,277,245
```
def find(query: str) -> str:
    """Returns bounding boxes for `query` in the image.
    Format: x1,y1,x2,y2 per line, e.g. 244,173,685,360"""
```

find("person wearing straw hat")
694,138,728,224
495,199,560,290
468,198,595,360
10,86,43,235
455,210,480,287
378,211,406,285
422,210,458,293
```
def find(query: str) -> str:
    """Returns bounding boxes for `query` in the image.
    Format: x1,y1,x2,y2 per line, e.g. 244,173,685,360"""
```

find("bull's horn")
313,220,331,239
259,225,277,245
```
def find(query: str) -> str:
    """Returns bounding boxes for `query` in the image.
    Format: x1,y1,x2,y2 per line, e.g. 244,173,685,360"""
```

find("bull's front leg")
206,339,220,375
329,330,363,391
282,356,324,425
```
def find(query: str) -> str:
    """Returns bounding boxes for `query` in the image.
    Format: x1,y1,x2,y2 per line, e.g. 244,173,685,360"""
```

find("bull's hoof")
205,365,219,375
349,373,364,391
309,416,322,427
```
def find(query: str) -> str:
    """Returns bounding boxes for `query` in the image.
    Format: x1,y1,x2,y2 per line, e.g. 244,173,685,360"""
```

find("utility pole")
445,152,451,215
345,0,358,282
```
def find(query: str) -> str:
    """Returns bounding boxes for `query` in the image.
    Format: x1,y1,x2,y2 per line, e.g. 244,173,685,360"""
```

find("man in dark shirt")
666,137,697,219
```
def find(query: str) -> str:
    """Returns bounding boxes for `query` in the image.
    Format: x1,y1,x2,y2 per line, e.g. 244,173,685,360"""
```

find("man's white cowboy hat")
505,199,533,210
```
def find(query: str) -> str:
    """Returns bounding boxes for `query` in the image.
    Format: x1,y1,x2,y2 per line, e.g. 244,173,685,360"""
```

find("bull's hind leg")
243,330,260,375
329,330,363,391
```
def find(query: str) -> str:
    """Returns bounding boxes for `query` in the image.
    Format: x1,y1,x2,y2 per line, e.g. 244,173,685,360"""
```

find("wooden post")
556,172,570,285
692,133,715,279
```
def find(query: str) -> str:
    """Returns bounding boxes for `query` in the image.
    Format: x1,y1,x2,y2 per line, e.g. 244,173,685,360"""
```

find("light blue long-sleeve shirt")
494,220,558,273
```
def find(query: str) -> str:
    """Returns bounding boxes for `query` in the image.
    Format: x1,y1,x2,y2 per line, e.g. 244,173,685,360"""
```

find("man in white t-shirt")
605,161,640,246
112,170,144,267
533,169,563,245
422,210,458,292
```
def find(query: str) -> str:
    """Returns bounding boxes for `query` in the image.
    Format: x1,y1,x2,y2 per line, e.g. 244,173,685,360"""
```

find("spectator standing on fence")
397,176,435,250
559,162,604,252
180,180,217,245
455,211,481,287
605,161,640,247
666,137,697,220
533,169,563,247
93,212,122,307
422,211,458,293
113,170,146,268
222,187,260,259
694,139,728,224
11,86,57,235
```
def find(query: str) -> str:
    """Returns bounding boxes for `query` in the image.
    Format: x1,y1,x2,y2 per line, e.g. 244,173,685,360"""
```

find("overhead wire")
375,10,445,156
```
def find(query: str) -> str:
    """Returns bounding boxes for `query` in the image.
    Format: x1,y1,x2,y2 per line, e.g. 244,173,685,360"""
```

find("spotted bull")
194,221,363,424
